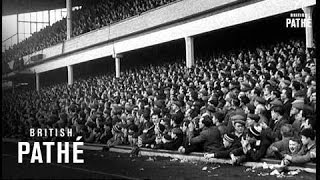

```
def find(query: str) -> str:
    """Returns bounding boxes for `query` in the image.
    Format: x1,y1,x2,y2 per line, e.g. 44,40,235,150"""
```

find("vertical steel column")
302,6,314,49
66,0,72,40
185,36,195,68
17,14,19,44
36,73,40,91
67,65,74,85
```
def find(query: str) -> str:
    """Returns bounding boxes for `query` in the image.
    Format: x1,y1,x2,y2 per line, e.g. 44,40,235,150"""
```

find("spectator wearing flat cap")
240,82,252,92
226,111,246,134
246,113,260,129
254,96,266,107
230,124,271,165
204,133,241,159
203,105,216,118
294,90,306,102
269,99,283,109
229,114,246,145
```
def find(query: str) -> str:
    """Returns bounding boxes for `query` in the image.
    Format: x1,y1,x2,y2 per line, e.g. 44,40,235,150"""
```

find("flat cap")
255,97,266,105
270,98,283,107
294,90,306,98
171,128,183,135
247,113,260,122
292,100,305,110
172,100,182,107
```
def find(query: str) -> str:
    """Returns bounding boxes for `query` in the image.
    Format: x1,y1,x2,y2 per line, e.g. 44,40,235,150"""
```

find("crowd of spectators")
2,0,179,65
2,38,316,167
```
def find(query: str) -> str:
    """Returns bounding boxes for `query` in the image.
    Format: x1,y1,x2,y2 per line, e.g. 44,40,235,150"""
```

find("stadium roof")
2,0,86,16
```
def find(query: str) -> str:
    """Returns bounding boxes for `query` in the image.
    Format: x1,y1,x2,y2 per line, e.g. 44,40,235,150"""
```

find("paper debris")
270,169,280,175
276,172,285,178
211,165,220,170
262,162,269,169
202,167,208,171
146,157,154,161
288,169,300,176
258,172,269,176
170,158,179,161
180,159,188,163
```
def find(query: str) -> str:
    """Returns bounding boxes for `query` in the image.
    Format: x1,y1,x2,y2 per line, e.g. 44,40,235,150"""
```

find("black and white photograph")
2,0,317,179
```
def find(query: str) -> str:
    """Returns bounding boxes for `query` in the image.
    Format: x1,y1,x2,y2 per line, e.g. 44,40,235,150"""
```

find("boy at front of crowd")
229,124,271,165
106,124,124,148
204,133,241,159
154,127,183,150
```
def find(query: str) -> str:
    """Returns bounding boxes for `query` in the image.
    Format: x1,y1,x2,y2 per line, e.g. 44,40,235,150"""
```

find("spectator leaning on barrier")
204,133,241,159
265,124,295,159
230,124,271,165
281,128,316,165
179,115,223,154
107,124,124,147
155,127,183,150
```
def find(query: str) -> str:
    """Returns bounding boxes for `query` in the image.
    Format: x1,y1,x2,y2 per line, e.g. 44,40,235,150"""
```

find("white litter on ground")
270,169,280,175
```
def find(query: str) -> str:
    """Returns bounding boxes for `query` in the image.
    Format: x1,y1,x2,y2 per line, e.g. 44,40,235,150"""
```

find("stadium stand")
2,37,316,166
2,0,179,66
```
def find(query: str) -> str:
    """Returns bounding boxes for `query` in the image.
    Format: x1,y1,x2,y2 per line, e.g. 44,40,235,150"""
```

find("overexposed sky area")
2,15,17,42
2,9,68,52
